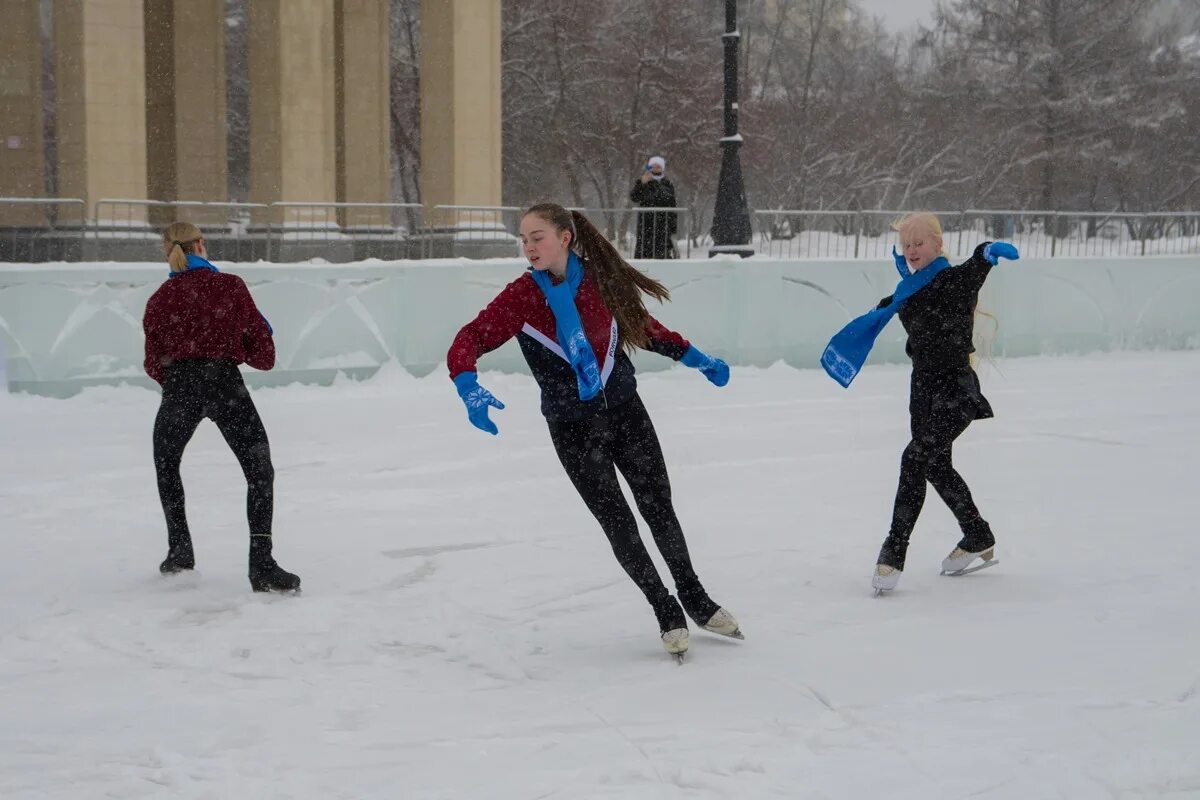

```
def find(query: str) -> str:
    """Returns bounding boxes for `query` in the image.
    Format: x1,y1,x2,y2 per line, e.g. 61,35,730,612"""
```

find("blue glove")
983,241,1019,265
680,345,730,387
891,245,909,276
453,372,505,435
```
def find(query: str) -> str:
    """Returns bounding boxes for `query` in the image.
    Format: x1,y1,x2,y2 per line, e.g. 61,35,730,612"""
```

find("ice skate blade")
252,585,302,595
702,626,745,641
699,608,743,640
674,653,685,665
942,559,999,577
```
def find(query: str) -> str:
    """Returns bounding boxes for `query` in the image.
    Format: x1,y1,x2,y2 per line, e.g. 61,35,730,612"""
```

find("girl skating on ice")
820,212,1019,593
447,204,741,658
143,222,300,593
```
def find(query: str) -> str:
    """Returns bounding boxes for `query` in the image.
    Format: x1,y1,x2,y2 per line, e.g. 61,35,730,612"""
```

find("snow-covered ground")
2,352,1198,799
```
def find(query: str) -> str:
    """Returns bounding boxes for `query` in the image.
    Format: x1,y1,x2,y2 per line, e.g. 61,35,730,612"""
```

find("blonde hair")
162,222,203,273
892,212,997,367
892,212,946,256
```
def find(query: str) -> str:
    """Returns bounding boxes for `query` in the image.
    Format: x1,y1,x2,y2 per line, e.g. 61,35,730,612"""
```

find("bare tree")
932,0,1161,212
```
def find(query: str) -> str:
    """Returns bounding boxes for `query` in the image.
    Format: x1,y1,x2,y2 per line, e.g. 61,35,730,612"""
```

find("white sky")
856,0,937,30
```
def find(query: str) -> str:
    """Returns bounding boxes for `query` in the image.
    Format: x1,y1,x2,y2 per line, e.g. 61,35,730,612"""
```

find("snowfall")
1,351,1197,799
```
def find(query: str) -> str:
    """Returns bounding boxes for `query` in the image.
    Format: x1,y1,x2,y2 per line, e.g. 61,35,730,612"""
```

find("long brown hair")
162,222,203,273
524,203,670,353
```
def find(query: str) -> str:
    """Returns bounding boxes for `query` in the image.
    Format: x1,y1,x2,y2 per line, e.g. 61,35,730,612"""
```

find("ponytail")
524,204,672,354
162,221,203,273
571,210,671,352
166,241,189,273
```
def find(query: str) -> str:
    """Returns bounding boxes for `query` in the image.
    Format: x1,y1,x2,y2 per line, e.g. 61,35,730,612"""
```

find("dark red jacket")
448,269,690,422
142,269,275,384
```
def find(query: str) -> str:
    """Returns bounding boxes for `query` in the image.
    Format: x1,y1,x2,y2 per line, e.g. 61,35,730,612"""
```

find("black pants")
889,370,992,543
153,359,274,553
547,395,718,630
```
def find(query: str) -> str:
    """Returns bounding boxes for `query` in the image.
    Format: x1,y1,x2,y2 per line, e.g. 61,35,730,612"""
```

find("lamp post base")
708,243,755,258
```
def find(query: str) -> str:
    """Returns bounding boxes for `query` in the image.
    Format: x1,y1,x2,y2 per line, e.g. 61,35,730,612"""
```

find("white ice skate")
701,608,744,640
662,627,690,662
872,564,902,594
941,546,998,576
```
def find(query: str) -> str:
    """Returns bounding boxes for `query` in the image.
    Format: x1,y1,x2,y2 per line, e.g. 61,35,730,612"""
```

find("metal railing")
93,199,273,261
568,207,692,259
755,209,1200,260
265,202,424,261
422,205,523,259
4,198,1198,262
422,205,692,259
0,197,87,262
86,199,428,262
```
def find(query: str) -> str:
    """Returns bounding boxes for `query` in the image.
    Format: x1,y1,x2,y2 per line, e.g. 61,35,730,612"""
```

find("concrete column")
0,0,47,225
335,0,391,229
419,0,502,227
144,0,227,225
54,0,148,224
249,0,337,228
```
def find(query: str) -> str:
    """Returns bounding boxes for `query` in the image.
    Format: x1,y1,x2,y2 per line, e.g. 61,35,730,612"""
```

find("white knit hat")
647,156,666,170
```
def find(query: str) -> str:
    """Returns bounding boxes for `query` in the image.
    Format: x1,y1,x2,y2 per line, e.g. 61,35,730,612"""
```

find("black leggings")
889,377,988,541
547,395,717,627
153,360,274,550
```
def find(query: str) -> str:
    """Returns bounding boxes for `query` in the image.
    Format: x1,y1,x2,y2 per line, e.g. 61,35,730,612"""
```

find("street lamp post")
709,0,753,257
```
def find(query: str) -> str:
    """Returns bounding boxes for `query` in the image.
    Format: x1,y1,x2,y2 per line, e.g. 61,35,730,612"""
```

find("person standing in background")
630,155,679,259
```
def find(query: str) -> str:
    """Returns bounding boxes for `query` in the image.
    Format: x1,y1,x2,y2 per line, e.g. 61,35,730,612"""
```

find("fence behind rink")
0,198,88,262
2,197,1198,262
754,209,1200,260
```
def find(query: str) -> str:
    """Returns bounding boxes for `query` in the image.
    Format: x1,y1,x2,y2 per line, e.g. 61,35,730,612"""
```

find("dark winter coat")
878,242,996,425
629,178,679,259
447,269,691,423
143,269,275,384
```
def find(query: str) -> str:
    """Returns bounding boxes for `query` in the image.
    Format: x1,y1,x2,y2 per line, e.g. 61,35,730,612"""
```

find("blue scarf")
529,251,603,401
821,256,952,388
169,253,221,277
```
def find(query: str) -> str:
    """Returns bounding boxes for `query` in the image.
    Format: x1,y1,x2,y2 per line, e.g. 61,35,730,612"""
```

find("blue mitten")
983,241,1019,265
453,372,505,435
680,345,730,387
891,245,909,277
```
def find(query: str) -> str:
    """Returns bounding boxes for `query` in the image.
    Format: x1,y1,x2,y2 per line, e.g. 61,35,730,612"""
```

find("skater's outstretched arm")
446,277,537,435
641,315,729,387
945,241,1020,297
447,276,537,377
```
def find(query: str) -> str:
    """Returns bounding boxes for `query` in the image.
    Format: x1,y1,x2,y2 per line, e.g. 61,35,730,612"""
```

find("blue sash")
821,256,951,388
530,252,603,400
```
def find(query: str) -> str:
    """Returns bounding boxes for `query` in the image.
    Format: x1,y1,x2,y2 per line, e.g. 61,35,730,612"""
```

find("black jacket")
879,243,996,423
879,243,993,373
629,178,678,259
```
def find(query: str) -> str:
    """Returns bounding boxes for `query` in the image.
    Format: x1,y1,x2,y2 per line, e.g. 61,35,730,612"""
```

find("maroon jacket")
448,269,690,422
142,269,275,384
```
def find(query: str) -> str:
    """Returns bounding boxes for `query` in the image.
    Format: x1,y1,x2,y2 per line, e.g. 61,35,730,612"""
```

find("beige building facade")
1,0,501,227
